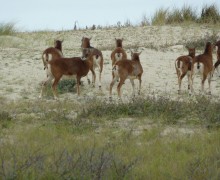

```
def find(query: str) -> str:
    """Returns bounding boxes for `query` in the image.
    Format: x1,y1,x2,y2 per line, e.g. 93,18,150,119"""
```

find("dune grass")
150,4,220,26
0,22,17,36
200,4,220,24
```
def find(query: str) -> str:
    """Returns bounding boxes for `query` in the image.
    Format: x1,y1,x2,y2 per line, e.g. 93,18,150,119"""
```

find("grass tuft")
151,8,168,25
0,22,17,36
200,4,220,24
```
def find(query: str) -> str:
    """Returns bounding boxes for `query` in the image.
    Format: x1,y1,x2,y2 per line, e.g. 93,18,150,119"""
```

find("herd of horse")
39,37,220,100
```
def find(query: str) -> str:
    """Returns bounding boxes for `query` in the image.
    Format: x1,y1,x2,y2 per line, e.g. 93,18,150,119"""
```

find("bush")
181,5,197,22
57,79,77,93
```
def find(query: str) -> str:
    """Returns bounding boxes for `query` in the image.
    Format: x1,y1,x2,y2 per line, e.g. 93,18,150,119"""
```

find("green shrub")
57,79,77,93
42,79,77,97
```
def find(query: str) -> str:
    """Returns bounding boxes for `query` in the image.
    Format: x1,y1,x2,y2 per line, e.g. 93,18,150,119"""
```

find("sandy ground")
0,25,220,102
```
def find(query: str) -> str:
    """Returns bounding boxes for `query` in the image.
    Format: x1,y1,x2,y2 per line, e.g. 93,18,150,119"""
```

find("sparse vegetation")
151,8,168,25
200,4,220,24
185,30,219,49
79,96,220,128
0,22,17,36
57,79,77,93
151,4,220,26
0,96,220,179
181,5,197,22
78,3,219,29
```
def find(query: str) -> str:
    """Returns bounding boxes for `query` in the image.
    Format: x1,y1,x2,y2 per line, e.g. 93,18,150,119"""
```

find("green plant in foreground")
0,95,220,179
0,123,219,179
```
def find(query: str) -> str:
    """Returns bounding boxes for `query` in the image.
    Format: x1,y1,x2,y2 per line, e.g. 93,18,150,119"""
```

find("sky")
0,0,219,31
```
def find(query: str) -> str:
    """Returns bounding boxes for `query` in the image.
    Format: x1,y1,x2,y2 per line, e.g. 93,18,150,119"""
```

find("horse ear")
89,37,92,40
138,51,142,56
121,38,124,41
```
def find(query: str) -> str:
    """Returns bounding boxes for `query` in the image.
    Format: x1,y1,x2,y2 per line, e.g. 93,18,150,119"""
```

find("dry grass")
0,96,220,179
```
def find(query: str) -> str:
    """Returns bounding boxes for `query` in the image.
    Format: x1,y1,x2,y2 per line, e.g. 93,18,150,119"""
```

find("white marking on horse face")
115,53,122,61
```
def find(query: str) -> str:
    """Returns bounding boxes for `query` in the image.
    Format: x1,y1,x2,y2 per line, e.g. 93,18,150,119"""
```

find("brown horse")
191,42,213,94
81,37,103,88
213,40,220,76
175,47,195,94
110,51,143,100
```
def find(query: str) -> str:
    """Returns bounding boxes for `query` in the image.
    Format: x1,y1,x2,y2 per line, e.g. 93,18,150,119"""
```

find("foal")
175,47,195,94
